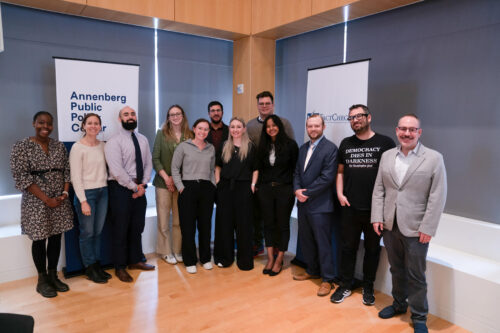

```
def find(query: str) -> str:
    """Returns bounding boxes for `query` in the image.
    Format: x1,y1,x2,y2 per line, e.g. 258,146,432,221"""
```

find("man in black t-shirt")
331,104,395,306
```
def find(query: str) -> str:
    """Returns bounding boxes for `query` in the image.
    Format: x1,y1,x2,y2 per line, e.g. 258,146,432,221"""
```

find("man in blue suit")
293,114,338,297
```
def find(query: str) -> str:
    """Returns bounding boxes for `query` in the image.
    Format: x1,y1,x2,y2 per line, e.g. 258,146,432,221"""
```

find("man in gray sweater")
247,91,295,256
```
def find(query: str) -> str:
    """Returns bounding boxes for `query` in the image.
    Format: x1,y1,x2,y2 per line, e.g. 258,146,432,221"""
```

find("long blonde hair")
162,105,193,142
222,117,251,163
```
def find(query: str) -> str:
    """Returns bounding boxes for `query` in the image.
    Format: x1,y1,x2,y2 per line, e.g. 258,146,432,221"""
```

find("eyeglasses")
397,127,420,133
258,102,272,107
347,113,368,121
169,112,183,118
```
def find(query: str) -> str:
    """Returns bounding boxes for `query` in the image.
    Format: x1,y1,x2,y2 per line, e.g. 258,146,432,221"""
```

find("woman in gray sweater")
171,118,216,274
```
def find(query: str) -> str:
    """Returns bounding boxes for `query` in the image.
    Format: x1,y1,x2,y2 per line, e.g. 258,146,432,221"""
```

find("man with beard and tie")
293,114,338,297
206,101,229,152
104,106,154,282
331,104,395,305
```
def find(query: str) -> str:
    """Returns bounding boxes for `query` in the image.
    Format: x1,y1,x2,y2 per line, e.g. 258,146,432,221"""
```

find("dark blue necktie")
131,132,143,184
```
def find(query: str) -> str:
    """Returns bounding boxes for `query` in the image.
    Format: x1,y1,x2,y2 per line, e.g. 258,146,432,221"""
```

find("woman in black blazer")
256,115,298,276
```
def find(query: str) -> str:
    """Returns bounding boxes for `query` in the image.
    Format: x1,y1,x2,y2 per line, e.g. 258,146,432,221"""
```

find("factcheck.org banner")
55,57,139,142
305,60,370,146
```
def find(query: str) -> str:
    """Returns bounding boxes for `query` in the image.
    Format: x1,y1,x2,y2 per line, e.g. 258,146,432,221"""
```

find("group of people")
10,90,446,333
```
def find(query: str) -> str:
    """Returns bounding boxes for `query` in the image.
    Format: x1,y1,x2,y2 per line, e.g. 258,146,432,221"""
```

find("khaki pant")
155,187,181,256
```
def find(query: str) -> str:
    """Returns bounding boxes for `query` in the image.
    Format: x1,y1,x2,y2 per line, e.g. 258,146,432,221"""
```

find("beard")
352,122,369,134
211,117,222,125
122,120,137,131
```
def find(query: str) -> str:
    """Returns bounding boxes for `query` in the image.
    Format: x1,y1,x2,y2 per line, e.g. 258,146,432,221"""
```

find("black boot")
85,263,107,284
96,261,112,280
48,269,70,292
36,273,57,298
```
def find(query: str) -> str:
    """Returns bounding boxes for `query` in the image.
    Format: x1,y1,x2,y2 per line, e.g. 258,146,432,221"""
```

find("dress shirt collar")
396,141,421,157
309,135,324,150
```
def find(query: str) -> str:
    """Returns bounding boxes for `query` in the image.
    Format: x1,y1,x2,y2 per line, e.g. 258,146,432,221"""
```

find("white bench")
370,213,499,333
0,187,160,283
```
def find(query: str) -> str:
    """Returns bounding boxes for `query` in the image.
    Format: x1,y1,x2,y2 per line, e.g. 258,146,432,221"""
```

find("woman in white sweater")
69,113,110,284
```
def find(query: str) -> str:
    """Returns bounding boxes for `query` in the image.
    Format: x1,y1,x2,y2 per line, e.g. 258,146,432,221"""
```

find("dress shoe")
269,263,283,277
85,264,108,284
317,282,332,296
128,262,155,271
48,269,69,292
115,268,133,282
262,268,272,275
36,273,57,298
293,272,320,281
378,305,407,319
413,322,428,333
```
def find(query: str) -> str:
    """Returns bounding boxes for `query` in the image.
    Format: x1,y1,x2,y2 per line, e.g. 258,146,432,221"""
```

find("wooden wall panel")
255,0,421,39
175,0,251,35
3,0,86,15
252,0,311,35
233,37,252,121
312,0,354,16
86,0,174,21
233,36,275,121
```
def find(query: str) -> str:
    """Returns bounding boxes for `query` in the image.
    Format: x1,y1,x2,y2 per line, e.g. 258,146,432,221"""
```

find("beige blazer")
371,143,447,237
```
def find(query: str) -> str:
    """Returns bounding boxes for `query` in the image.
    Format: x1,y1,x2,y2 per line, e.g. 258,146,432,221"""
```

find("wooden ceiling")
2,0,423,41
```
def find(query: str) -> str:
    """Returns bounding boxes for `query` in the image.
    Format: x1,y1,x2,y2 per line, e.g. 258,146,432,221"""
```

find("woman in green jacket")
152,105,193,264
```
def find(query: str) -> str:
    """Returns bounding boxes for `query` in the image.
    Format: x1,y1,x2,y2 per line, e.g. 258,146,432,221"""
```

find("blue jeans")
74,187,109,267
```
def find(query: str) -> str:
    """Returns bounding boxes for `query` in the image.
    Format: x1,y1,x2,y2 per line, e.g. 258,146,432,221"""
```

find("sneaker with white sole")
186,265,197,274
330,287,352,303
202,262,213,270
164,255,177,265
174,253,183,263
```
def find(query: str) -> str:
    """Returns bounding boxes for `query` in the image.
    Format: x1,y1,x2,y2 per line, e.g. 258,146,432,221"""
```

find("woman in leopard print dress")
10,111,73,298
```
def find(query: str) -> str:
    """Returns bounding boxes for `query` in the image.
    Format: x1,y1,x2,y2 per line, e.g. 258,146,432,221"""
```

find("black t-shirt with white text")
338,133,396,210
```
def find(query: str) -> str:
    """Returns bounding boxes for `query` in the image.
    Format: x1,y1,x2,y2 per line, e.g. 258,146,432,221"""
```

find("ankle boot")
85,263,107,284
37,273,57,298
48,269,70,292
96,261,112,280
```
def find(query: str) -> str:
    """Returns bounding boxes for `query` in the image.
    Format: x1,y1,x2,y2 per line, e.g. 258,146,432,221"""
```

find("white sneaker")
174,253,183,263
164,255,177,265
217,262,223,268
186,265,197,274
202,262,213,270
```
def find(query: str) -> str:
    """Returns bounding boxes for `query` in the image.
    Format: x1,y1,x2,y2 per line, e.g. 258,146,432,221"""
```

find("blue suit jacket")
293,137,338,214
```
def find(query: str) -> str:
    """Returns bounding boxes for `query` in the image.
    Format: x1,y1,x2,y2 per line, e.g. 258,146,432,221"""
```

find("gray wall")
0,4,232,196
276,0,500,223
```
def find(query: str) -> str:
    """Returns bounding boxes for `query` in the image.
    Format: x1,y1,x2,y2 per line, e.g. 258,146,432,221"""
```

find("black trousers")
214,180,254,270
252,196,264,249
339,206,381,289
177,180,215,267
108,180,146,269
257,183,295,251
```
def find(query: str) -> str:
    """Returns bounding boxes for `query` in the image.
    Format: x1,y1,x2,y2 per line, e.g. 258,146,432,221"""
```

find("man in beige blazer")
371,114,447,333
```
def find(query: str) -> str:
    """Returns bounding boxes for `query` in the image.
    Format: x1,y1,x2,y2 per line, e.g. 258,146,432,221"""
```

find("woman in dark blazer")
256,115,298,276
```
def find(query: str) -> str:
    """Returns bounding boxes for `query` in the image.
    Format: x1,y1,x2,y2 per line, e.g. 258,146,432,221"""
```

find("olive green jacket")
152,129,186,188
